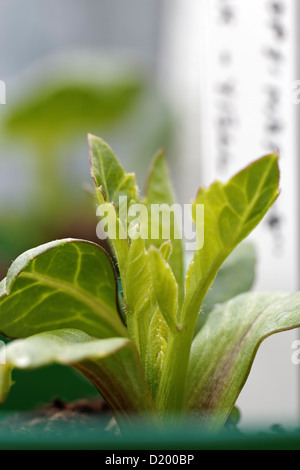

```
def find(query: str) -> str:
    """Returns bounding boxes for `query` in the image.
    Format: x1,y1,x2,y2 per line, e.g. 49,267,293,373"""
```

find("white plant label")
160,0,300,426
199,0,298,292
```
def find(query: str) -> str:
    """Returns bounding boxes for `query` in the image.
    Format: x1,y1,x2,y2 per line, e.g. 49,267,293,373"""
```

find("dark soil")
0,398,116,437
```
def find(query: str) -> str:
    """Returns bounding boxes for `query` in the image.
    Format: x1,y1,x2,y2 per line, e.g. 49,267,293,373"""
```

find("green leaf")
183,154,280,325
159,240,173,262
148,246,178,331
0,329,156,427
146,307,169,400
186,291,300,430
125,236,152,353
89,135,138,288
156,154,280,416
143,150,184,306
124,238,173,399
89,134,139,215
95,186,130,282
0,239,126,339
144,245,180,400
195,243,256,333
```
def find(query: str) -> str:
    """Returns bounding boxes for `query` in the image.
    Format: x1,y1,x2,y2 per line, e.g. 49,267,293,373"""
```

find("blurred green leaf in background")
0,52,173,278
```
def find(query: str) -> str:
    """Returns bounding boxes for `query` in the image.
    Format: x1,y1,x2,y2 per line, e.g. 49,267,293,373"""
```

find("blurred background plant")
0,52,173,278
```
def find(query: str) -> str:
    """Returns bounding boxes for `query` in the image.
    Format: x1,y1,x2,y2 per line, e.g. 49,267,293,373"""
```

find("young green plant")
0,135,299,431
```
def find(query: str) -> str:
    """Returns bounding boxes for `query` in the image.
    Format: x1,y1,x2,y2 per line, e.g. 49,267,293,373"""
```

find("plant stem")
155,320,195,419
156,287,208,421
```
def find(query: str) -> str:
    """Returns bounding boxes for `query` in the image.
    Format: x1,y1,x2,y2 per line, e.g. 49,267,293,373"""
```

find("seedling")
0,135,299,432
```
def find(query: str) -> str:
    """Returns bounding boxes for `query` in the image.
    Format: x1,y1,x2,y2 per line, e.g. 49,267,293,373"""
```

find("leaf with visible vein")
0,329,156,428
186,291,300,430
0,239,126,339
183,154,279,326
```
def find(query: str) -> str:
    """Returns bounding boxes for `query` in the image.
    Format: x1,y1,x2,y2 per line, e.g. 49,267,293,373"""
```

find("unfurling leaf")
125,236,152,351
89,134,138,214
143,150,184,306
148,246,178,331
